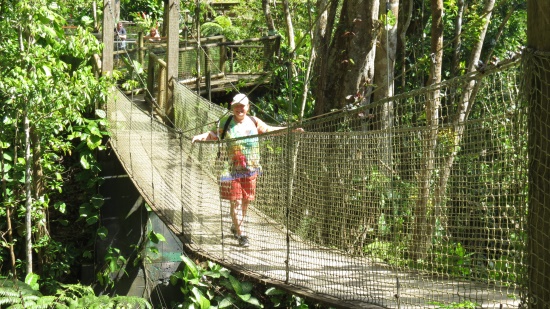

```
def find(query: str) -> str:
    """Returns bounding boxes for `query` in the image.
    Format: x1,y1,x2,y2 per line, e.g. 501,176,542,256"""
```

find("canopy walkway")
105,53,528,308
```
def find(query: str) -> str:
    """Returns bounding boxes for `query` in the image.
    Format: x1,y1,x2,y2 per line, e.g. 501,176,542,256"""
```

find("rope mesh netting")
523,49,550,309
106,55,538,308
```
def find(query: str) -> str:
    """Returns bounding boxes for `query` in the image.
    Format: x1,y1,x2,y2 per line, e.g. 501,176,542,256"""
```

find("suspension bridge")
104,40,527,307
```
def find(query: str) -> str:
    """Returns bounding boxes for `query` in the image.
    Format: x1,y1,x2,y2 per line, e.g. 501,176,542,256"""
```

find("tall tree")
312,0,379,116
526,1,550,307
432,0,495,232
373,0,399,178
282,0,296,53
262,0,276,34
412,0,443,260
310,0,338,114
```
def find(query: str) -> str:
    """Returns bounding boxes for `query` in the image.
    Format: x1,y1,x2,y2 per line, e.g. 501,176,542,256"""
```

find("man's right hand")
192,131,215,143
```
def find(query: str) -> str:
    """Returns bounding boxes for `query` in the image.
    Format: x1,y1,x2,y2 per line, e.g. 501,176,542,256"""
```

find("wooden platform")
180,73,272,95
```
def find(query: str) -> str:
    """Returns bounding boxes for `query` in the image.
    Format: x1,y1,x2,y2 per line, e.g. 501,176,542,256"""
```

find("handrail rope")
173,54,520,141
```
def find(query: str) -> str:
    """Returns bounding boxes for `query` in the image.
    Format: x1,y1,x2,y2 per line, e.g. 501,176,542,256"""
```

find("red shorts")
220,174,257,201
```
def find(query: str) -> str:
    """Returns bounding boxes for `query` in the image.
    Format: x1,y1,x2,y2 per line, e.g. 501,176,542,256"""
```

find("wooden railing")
107,34,280,124
142,35,281,123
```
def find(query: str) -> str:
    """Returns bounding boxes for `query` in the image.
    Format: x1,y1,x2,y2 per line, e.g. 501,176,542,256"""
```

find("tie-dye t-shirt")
214,115,262,180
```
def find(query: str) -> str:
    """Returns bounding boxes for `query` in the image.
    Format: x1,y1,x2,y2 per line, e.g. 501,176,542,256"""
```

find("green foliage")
130,11,161,34
133,220,166,267
118,59,146,92
97,247,128,288
0,276,152,308
170,255,262,308
265,287,312,308
170,255,325,308
120,0,164,23
0,0,112,288
432,242,473,277
487,255,523,284
201,16,241,41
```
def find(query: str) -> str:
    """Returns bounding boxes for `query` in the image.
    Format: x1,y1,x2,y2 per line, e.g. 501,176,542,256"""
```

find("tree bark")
282,0,295,53
373,0,399,179
526,1,550,307
412,0,443,261
1,146,17,276
450,0,464,77
31,128,47,275
24,112,33,276
312,0,379,116
262,0,276,34
397,0,412,91
311,0,339,115
300,0,316,120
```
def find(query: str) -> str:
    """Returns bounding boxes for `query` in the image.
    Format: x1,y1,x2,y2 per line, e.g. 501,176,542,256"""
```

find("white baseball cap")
231,93,249,106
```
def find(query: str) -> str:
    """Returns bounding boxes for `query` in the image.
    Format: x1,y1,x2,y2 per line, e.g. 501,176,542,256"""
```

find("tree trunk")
24,112,33,276
262,0,276,34
526,1,550,307
31,128,47,275
282,0,295,53
300,0,316,120
412,0,443,261
450,0,464,77
1,146,17,276
312,0,379,116
311,0,338,115
433,0,494,234
397,0,412,91
373,0,399,179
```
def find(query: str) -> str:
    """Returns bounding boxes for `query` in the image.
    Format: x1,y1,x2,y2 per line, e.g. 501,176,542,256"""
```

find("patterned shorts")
220,174,258,201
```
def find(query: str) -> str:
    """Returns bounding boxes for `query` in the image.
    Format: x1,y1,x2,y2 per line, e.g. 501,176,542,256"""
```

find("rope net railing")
107,56,530,308
523,49,550,309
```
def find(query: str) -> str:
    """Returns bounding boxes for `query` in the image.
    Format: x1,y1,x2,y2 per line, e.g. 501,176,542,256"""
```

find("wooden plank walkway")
107,90,522,309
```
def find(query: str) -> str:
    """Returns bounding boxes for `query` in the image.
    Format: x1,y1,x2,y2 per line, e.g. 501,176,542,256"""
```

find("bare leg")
231,199,251,236
230,199,244,236
241,199,250,226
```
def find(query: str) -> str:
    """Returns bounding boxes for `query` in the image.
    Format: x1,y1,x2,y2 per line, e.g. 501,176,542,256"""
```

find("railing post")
205,46,211,101
138,31,144,66
229,47,234,73
147,53,156,103
165,0,180,123
220,36,226,75
158,66,166,113
194,0,201,94
101,0,114,74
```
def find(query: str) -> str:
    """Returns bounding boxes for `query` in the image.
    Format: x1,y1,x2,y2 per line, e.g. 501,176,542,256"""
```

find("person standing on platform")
114,22,127,50
145,27,161,41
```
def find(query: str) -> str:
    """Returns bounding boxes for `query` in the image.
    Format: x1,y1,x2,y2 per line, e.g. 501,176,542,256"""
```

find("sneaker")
230,226,238,239
238,235,249,247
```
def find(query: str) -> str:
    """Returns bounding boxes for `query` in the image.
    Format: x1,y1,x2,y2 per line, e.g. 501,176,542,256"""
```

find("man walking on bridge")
192,93,302,247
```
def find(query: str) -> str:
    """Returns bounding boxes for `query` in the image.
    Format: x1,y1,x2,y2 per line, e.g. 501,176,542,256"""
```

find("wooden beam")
527,0,550,50
101,0,114,75
527,1,550,308
165,0,180,123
